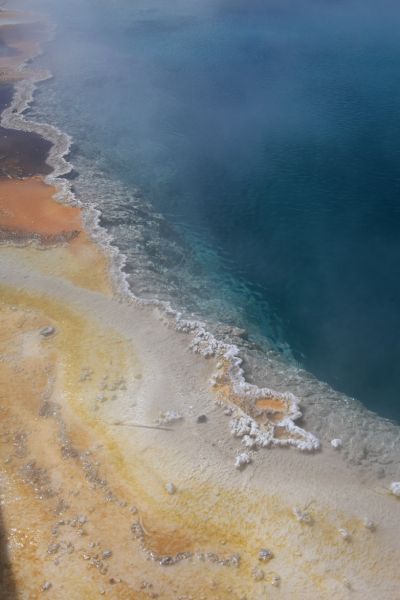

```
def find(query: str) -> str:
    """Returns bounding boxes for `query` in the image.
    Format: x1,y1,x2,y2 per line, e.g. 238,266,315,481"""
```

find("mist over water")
24,0,400,421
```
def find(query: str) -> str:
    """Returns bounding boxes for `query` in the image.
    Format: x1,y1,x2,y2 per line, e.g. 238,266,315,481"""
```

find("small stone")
223,407,233,416
330,438,342,449
293,506,313,524
102,550,112,559
131,522,144,539
78,515,87,524
338,528,351,540
234,452,252,470
196,414,208,423
40,326,55,337
229,553,241,567
47,543,60,555
165,482,176,495
258,548,273,562
363,518,376,531
41,582,52,592
271,575,281,587
389,481,400,497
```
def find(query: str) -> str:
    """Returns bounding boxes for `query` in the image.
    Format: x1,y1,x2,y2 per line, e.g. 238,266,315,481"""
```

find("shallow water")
22,0,400,422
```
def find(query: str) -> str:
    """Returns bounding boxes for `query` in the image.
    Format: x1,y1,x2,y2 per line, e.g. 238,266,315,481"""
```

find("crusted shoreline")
0,6,399,600
7,5,400,477
0,7,323,453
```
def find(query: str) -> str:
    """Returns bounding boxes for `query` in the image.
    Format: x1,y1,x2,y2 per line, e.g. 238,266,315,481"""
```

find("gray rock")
196,414,208,423
40,326,55,337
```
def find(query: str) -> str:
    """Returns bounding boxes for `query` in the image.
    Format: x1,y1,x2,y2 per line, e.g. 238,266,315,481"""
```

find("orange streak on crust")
215,380,288,420
0,177,113,294
255,397,287,412
0,292,251,600
0,177,81,240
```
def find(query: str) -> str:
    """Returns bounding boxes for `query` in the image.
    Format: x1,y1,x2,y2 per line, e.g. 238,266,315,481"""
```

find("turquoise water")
26,0,400,421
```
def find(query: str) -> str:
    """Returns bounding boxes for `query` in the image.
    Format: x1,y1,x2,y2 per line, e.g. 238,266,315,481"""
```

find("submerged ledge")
0,7,399,600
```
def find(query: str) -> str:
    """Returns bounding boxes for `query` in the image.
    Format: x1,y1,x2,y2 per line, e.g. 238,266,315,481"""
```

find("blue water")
26,0,400,421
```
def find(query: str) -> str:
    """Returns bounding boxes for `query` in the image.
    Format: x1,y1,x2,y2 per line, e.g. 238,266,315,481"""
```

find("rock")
271,575,281,587
165,482,176,495
131,522,144,539
338,528,351,540
196,414,208,423
41,582,52,592
40,326,55,337
258,548,273,562
234,452,252,470
390,481,400,497
229,553,241,567
102,550,112,559
293,506,313,524
47,543,60,555
330,438,343,449
363,518,376,531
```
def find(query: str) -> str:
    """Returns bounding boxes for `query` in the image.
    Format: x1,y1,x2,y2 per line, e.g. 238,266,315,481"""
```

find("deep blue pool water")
26,0,400,421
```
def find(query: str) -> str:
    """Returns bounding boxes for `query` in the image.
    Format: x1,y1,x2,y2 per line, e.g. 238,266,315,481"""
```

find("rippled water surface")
24,0,400,421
